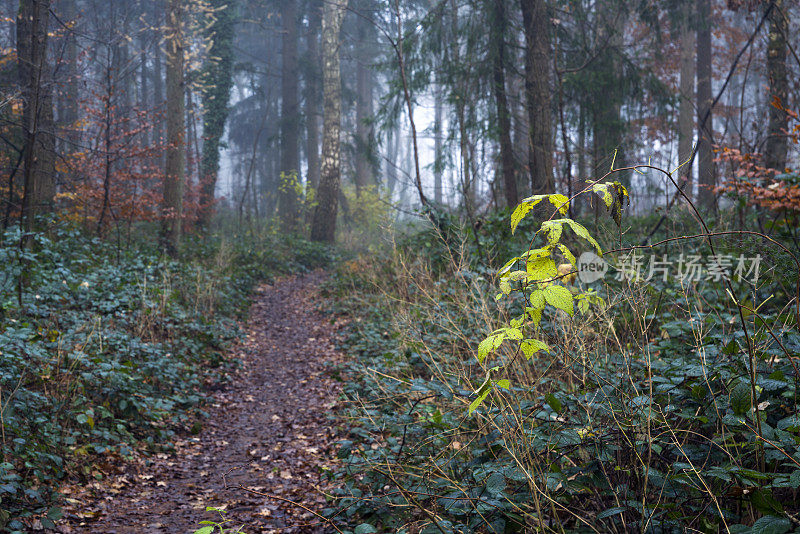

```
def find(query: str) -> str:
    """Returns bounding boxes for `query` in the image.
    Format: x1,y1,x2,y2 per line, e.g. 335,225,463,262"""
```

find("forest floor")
58,273,344,534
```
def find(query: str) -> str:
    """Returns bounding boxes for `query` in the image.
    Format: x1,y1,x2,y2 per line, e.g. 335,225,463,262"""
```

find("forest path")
62,273,343,533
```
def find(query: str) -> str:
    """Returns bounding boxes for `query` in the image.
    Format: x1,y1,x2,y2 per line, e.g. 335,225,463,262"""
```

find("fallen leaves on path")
58,273,345,533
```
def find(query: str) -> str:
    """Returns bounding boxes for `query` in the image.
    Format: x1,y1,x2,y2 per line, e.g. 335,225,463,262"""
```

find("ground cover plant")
325,179,800,533
0,222,330,532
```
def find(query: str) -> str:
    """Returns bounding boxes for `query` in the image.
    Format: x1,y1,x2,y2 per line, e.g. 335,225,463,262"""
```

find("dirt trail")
61,273,343,533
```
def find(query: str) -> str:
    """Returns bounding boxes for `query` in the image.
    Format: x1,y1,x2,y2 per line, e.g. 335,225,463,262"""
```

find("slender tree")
162,0,185,254
310,0,347,243
764,0,788,172
696,0,715,210
489,0,517,207
17,0,55,233
198,0,237,227
305,0,322,195
520,0,554,195
677,0,695,195
279,0,300,231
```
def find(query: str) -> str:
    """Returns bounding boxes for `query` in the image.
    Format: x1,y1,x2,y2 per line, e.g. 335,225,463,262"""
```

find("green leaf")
485,472,506,495
557,244,576,265
529,290,546,309
520,339,549,359
545,393,562,414
750,489,784,515
193,527,214,534
592,184,614,207
354,524,378,534
540,221,563,244
750,515,791,534
597,506,627,520
578,298,590,314
563,220,602,255
478,333,505,363
495,379,510,389
543,285,574,316
511,196,546,234
730,381,752,416
527,257,557,281
549,194,570,215
469,380,493,415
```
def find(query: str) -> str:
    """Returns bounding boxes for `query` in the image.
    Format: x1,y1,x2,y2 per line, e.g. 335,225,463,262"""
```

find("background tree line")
0,0,796,249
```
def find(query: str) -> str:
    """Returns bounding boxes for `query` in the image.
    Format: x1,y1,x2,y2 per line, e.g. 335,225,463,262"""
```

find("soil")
59,273,344,534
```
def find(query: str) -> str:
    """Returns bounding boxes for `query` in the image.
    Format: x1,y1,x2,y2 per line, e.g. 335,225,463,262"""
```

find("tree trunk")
305,0,322,196
433,75,443,205
279,0,300,231
696,0,715,211
18,0,55,233
764,0,788,172
520,0,553,195
198,0,237,227
162,0,185,254
490,0,517,208
354,44,374,194
677,0,695,195
310,0,347,243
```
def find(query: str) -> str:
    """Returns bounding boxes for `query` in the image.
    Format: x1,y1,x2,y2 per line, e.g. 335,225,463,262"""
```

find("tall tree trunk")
18,0,55,233
62,0,79,153
677,0,695,195
305,0,322,196
162,0,185,254
490,0,517,208
590,7,626,184
354,48,374,194
153,10,164,156
520,0,553,195
279,0,300,231
310,0,347,243
198,0,237,227
433,75,443,204
696,0,715,211
764,0,788,172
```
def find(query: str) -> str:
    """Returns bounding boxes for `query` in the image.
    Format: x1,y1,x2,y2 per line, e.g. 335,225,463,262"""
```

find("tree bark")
310,0,347,243
18,0,55,233
354,5,375,195
305,0,322,195
677,0,695,195
490,0,518,208
433,75,443,204
520,0,554,195
696,0,716,211
162,0,185,254
198,0,237,227
279,0,300,231
764,0,788,172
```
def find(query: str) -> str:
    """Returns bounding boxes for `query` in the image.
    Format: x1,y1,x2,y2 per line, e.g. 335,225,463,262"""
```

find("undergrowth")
0,223,332,532
325,196,800,533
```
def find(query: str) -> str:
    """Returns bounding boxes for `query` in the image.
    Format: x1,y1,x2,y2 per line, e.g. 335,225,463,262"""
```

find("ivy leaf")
544,285,574,316
545,393,562,414
749,515,791,534
729,381,752,416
